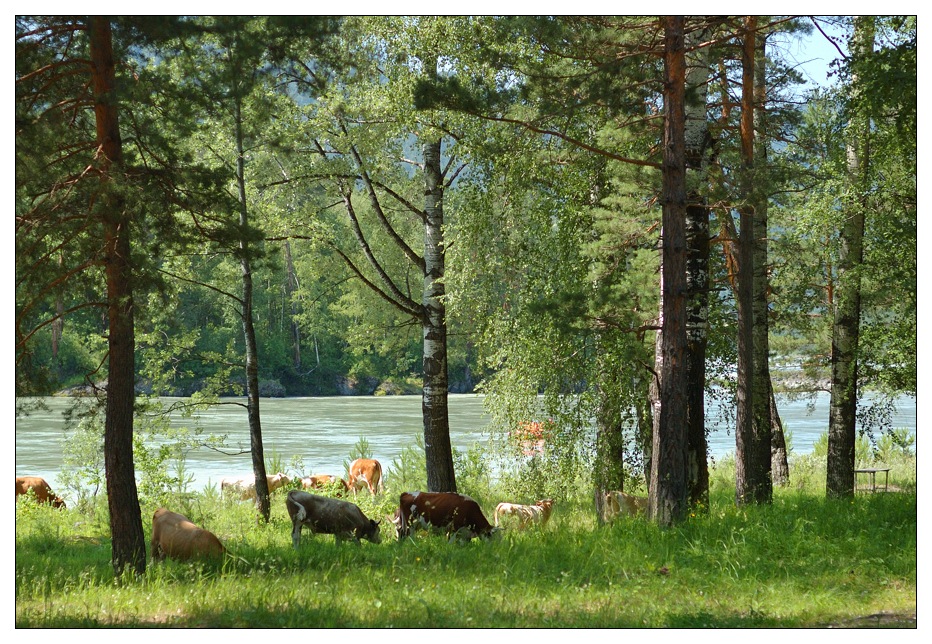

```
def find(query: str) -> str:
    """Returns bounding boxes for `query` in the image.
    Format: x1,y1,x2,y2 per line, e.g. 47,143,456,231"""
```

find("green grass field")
15,456,916,628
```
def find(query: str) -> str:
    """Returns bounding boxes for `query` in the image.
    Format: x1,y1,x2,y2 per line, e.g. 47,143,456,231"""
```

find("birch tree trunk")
284,241,302,370
90,16,146,576
735,16,772,506
234,94,270,520
683,21,711,509
422,134,456,493
754,35,789,486
827,17,873,498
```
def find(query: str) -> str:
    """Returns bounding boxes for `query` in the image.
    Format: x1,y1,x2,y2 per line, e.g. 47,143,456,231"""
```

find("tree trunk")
284,240,301,370
422,133,456,493
683,21,711,510
648,15,689,527
735,17,772,505
90,16,146,577
827,17,872,498
769,382,789,485
754,34,789,486
234,95,270,519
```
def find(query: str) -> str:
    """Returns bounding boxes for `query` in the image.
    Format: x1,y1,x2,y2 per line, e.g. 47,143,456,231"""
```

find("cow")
220,472,292,501
602,490,647,522
493,499,554,530
348,458,383,496
394,491,498,542
150,508,225,562
301,474,349,495
15,476,66,509
286,489,382,547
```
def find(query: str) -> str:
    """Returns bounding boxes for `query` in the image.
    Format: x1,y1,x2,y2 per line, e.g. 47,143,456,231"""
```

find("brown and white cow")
602,490,647,522
150,508,225,562
394,491,498,542
348,458,383,495
15,476,66,509
220,472,292,501
285,489,382,547
493,499,554,529
301,474,349,496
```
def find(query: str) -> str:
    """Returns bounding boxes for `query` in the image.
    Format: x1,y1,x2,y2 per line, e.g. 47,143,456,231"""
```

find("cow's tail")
286,491,307,523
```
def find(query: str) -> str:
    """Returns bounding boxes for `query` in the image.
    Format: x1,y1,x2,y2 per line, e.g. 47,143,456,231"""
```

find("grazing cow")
301,474,349,495
348,458,383,495
15,476,66,509
602,490,647,522
220,472,292,501
394,491,498,542
285,489,382,547
150,508,225,562
493,499,554,529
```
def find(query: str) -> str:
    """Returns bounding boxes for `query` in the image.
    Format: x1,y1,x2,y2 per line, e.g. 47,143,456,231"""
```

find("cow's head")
358,518,382,544
389,508,405,539
52,496,66,510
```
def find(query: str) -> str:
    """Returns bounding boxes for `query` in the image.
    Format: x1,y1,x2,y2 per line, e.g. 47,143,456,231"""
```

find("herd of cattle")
16,458,649,563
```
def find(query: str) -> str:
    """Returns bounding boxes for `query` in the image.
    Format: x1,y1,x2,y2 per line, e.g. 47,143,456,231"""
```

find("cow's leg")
291,520,303,548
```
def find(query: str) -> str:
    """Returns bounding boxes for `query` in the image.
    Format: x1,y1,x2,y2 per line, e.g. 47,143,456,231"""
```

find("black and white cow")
285,489,381,547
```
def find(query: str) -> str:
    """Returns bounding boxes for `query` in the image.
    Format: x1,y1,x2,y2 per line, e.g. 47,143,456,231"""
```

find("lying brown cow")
150,508,225,562
301,474,349,495
285,489,382,546
395,491,498,542
602,490,647,522
348,458,382,495
493,499,554,529
220,472,291,501
15,476,66,509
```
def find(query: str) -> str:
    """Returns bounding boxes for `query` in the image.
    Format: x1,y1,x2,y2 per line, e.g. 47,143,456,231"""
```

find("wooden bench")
854,468,890,493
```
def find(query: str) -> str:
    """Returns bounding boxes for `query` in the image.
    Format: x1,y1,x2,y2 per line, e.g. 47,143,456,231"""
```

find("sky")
773,16,851,91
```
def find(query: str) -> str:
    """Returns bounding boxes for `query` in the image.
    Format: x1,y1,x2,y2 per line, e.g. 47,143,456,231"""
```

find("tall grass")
16,451,916,628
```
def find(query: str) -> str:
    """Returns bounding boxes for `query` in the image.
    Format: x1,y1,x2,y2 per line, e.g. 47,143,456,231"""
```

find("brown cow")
301,474,349,495
394,491,498,542
150,508,225,562
15,476,66,509
602,490,647,522
348,458,382,495
285,489,382,547
493,499,554,529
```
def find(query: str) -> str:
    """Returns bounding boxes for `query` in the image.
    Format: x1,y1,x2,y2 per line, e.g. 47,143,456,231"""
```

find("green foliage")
57,396,231,509
384,435,427,494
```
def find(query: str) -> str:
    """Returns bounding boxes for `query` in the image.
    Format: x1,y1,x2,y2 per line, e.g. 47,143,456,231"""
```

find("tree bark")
735,16,772,506
284,241,302,370
648,15,689,527
754,34,789,486
827,17,872,498
90,16,146,576
422,133,456,493
683,20,711,509
234,94,270,520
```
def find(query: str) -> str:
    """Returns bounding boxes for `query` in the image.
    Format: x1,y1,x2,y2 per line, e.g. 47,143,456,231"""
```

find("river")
14,392,916,498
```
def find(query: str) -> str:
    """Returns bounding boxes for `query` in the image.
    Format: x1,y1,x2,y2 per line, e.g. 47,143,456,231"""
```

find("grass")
15,457,917,628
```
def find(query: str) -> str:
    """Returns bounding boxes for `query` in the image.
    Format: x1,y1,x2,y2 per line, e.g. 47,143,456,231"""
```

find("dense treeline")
16,16,915,573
